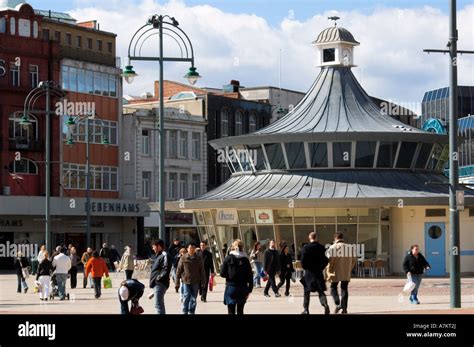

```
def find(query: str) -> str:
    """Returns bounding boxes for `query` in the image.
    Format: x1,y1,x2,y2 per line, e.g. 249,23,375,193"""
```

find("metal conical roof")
211,67,447,148
313,26,360,45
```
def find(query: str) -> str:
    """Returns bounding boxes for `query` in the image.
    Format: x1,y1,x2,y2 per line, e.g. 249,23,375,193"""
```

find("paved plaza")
1,273,473,315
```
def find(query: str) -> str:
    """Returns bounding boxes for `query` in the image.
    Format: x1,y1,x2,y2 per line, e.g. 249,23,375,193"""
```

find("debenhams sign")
86,202,140,214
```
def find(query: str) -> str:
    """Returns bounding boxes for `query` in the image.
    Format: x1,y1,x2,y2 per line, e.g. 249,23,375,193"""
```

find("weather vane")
328,16,340,26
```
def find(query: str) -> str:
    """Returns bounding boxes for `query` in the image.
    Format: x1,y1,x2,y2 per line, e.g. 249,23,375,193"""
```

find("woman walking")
403,244,431,304
36,251,53,301
69,247,80,289
249,241,264,288
85,251,110,299
277,244,294,296
119,246,135,280
14,251,29,293
220,239,253,314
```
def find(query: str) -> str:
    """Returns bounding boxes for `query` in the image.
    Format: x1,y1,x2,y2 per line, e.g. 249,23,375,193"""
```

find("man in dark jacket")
402,244,430,304
119,279,145,314
149,239,170,314
199,240,215,302
301,232,330,314
263,239,281,297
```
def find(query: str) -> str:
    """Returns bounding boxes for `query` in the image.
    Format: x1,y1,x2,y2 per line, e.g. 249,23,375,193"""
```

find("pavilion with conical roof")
168,23,474,276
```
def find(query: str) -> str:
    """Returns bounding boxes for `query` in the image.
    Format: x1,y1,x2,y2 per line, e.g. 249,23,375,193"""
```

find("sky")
26,0,474,112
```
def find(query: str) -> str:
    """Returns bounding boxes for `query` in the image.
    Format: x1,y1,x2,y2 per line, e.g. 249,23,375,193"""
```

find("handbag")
103,276,112,289
403,273,416,292
130,302,144,315
208,274,214,291
22,267,30,279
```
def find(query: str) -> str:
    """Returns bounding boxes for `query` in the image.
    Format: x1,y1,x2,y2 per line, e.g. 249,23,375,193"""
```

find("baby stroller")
49,273,70,300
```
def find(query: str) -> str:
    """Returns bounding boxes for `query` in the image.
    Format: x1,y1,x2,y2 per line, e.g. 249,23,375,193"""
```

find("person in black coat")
14,252,29,293
277,244,294,296
149,240,171,314
402,244,430,304
118,279,145,314
220,239,253,314
263,240,281,297
300,232,330,314
199,240,215,302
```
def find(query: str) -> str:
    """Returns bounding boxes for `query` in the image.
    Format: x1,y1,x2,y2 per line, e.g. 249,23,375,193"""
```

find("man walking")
81,247,93,288
149,240,170,314
85,251,109,299
326,233,356,314
263,240,281,297
175,243,206,314
52,248,71,301
301,232,329,314
403,244,431,304
199,240,215,302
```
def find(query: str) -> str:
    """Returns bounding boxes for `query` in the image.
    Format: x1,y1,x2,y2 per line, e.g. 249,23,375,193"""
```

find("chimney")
223,80,240,93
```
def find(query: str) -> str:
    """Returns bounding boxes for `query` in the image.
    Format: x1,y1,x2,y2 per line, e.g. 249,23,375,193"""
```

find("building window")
62,164,118,191
179,131,188,158
221,109,229,137
235,111,243,135
63,116,118,145
29,65,39,88
9,113,38,141
142,171,151,199
41,28,49,40
192,132,201,160
168,130,178,158
9,159,38,175
10,62,20,87
179,173,188,199
425,209,446,217
396,142,418,168
249,113,257,133
355,141,377,168
310,142,328,167
323,48,335,62
77,35,82,48
33,21,38,38
332,142,352,167
87,38,93,49
0,17,5,33
107,42,113,53
10,17,16,35
168,173,177,200
54,31,61,42
142,129,150,155
192,174,201,196
377,142,398,168
61,65,117,98
66,33,72,46
97,40,103,51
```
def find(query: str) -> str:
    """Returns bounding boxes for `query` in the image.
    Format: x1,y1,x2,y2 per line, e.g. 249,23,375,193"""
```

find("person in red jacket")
85,251,110,298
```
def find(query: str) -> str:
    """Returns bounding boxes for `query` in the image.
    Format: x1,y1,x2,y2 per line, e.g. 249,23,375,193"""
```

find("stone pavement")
0,273,473,314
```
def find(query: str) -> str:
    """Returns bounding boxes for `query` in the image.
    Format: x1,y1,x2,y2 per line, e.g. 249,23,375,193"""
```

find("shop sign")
215,209,238,225
0,59,6,77
0,219,23,227
86,202,140,214
255,209,273,224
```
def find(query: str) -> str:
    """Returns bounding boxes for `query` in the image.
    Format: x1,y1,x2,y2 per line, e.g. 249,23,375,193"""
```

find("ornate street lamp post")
122,15,201,241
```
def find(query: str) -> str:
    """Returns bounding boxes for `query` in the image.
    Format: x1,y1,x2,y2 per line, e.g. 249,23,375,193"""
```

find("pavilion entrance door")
424,222,446,276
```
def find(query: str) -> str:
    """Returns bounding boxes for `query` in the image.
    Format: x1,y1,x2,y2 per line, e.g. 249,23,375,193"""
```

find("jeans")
410,274,423,299
253,262,263,286
17,274,28,293
55,273,68,299
330,281,349,310
303,290,328,312
171,266,177,284
93,277,102,298
154,282,168,314
264,273,279,295
125,270,133,280
182,283,200,314
200,273,210,301
69,266,77,288
227,303,245,315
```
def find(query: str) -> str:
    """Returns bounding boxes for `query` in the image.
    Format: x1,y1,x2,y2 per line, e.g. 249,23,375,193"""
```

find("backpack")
226,255,248,284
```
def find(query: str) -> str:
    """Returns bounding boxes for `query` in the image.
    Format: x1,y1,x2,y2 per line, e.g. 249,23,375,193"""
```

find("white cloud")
70,1,474,107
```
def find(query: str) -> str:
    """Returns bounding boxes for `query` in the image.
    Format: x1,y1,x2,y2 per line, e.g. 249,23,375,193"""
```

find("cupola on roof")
313,26,360,45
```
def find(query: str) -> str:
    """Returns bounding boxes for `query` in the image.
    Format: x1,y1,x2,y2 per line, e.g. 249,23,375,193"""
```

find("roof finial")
328,16,340,27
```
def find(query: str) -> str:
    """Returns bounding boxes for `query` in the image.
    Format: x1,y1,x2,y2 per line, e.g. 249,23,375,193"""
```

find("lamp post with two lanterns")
122,14,201,241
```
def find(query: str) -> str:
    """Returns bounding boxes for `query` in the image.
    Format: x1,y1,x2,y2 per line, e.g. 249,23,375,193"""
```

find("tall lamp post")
64,114,110,248
424,0,474,308
20,81,66,253
122,15,201,241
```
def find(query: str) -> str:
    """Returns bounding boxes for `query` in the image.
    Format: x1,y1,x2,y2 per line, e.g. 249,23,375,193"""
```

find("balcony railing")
9,138,44,152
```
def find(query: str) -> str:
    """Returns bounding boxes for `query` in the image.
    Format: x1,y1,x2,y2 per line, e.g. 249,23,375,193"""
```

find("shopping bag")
22,267,30,279
260,270,268,282
403,273,416,293
208,275,214,291
103,276,112,289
